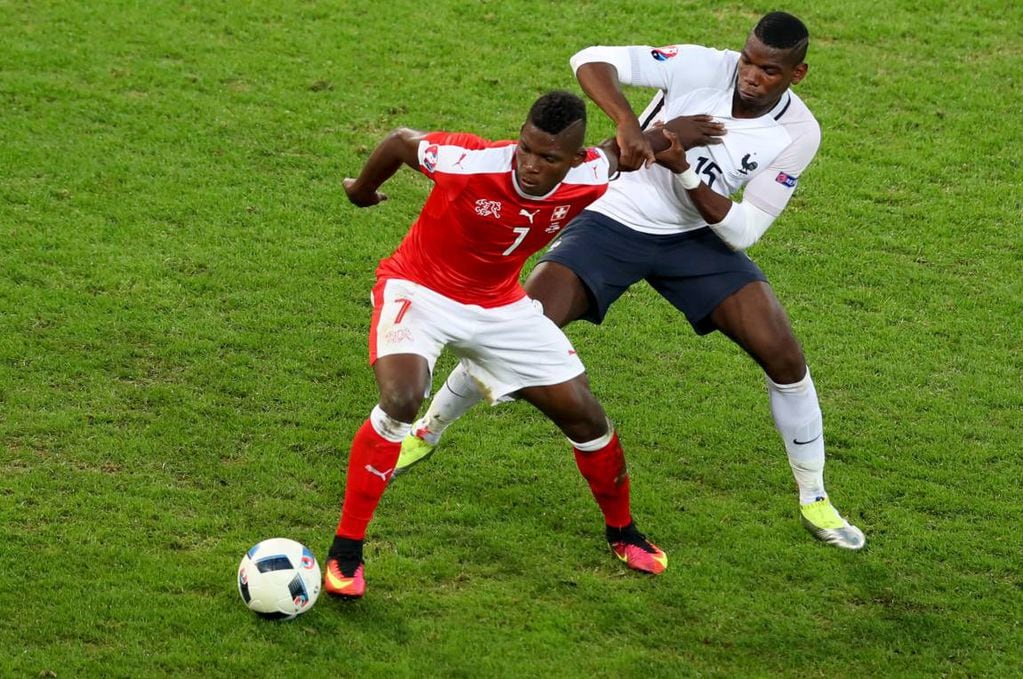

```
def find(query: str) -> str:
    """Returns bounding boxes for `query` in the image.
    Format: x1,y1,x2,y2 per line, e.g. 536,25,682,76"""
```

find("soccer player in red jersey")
324,91,710,599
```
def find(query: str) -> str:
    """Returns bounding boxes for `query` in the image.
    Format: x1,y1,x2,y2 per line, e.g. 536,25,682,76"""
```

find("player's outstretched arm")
575,62,652,171
344,127,427,207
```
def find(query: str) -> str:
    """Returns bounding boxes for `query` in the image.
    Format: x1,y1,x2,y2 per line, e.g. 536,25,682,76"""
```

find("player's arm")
654,128,776,250
598,115,725,176
572,49,652,171
573,44,720,171
343,127,427,207
687,120,820,250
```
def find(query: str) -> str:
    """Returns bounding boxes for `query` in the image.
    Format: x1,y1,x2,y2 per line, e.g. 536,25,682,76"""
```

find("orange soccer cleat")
323,557,366,600
607,523,668,575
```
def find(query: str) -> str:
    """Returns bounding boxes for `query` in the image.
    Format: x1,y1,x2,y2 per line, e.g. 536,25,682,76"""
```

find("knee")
378,388,424,424
560,398,609,443
761,338,807,384
522,377,610,442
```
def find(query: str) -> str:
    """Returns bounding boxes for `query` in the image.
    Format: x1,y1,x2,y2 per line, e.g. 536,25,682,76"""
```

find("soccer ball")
237,538,321,620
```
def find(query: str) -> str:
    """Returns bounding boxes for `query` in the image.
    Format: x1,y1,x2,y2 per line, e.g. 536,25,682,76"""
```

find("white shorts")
369,278,585,403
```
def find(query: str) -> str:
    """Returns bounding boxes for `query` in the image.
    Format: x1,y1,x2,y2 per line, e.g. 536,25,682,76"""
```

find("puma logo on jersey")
453,152,467,168
519,208,540,224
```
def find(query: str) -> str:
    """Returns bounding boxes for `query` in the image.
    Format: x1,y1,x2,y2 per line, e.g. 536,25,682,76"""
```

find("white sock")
369,404,412,443
766,368,827,505
568,420,614,451
413,362,483,445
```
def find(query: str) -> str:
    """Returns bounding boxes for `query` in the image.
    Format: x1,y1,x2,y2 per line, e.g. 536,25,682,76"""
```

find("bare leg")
522,261,593,328
326,353,431,597
518,376,667,574
708,281,825,499
708,282,864,549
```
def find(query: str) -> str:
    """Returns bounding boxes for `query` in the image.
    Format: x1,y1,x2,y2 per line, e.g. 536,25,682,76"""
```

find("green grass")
2,0,1021,676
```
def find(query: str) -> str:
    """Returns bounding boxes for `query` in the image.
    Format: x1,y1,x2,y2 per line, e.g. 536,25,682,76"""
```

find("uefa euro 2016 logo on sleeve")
423,144,439,172
651,46,678,61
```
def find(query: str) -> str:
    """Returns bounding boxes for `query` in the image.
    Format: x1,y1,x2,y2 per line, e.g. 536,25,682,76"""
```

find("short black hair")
528,91,587,135
754,12,809,64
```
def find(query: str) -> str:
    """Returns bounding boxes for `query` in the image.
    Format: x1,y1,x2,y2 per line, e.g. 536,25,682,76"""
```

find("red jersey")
376,132,610,307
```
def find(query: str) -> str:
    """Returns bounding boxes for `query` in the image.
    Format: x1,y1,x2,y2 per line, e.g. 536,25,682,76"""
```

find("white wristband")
675,166,700,190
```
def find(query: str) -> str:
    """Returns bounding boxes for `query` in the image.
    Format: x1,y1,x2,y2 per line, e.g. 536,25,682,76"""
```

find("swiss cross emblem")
551,205,571,221
474,199,503,218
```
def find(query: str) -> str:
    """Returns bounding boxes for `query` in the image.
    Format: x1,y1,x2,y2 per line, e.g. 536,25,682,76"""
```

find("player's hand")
343,177,388,207
616,121,656,171
661,114,726,149
653,128,690,174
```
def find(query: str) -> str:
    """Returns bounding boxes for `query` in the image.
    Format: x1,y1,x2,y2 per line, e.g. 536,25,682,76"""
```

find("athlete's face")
733,34,808,117
514,121,587,196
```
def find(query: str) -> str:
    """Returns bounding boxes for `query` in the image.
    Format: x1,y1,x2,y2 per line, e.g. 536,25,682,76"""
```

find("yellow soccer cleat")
800,497,866,550
392,429,436,479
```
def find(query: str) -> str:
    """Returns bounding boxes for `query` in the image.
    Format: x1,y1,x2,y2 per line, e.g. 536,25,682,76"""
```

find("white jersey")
583,44,821,235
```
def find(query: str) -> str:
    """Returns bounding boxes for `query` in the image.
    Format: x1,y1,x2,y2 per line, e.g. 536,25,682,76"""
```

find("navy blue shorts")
539,210,768,335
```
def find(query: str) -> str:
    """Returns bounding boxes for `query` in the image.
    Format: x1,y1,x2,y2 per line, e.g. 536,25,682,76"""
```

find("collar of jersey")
511,170,559,201
724,75,793,120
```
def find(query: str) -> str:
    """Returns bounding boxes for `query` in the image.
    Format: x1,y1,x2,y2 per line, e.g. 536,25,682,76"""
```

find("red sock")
335,418,401,540
573,432,632,528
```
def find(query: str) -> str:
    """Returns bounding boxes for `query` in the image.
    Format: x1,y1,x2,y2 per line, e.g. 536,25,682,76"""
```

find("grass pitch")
2,1,1021,676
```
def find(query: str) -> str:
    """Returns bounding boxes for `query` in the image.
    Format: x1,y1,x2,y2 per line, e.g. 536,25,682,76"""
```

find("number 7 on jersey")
502,227,530,256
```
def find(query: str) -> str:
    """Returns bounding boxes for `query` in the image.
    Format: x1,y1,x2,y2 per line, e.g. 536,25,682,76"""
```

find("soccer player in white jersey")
400,13,866,551
322,91,718,600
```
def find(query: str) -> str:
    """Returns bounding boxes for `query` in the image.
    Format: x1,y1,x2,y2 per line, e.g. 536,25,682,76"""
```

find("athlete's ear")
791,62,808,85
571,148,587,167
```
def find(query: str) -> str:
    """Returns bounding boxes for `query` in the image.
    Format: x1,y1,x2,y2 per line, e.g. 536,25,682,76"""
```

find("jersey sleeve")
586,146,612,181
743,118,821,217
416,132,491,179
572,44,736,95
